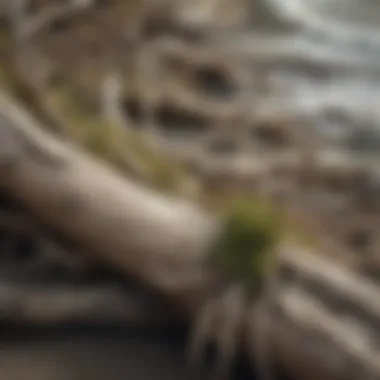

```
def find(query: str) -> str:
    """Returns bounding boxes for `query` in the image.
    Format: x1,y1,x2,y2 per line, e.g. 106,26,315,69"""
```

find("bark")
249,247,380,380
0,90,221,318
0,279,177,326
0,199,179,327
2,91,380,380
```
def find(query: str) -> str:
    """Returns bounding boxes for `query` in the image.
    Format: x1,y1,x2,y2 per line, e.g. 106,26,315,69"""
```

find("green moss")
210,196,284,292
47,85,190,194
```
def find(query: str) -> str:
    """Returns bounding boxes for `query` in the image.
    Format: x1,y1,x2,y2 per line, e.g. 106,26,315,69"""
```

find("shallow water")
266,0,380,46
235,0,380,147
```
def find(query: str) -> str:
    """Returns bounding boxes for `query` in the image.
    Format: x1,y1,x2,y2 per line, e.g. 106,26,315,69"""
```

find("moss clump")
210,197,284,292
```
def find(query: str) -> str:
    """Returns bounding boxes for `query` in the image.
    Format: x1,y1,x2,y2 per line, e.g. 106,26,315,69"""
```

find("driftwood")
265,248,380,380
1,92,380,380
0,201,178,327
0,278,177,326
0,91,220,317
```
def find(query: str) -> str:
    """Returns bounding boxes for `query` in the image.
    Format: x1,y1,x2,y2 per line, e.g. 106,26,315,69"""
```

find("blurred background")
1,0,380,379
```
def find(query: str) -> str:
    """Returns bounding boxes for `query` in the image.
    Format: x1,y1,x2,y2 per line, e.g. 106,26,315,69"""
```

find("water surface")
240,0,380,147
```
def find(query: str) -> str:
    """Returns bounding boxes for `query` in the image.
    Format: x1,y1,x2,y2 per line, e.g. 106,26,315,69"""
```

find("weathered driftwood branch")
259,248,380,380
2,92,380,380
0,279,176,326
0,91,220,317
0,197,177,327
18,1,91,40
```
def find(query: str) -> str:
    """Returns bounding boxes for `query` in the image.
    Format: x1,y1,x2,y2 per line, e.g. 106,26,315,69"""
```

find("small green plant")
210,197,284,292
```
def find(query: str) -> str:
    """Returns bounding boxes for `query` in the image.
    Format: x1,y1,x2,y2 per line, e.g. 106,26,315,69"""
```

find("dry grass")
45,84,192,193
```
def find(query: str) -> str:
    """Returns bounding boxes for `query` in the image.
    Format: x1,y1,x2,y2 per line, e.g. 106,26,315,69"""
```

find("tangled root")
186,197,282,379
187,284,247,379
212,284,246,378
